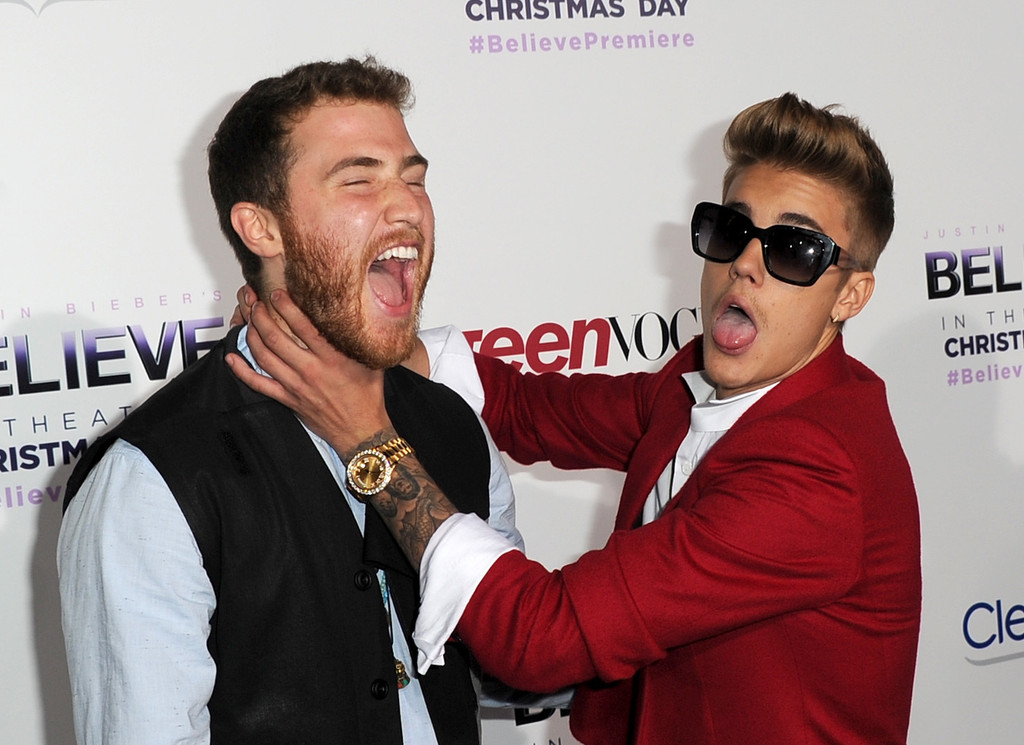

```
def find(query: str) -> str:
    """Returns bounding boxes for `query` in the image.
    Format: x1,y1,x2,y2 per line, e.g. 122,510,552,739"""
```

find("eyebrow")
325,153,429,179
726,200,827,234
404,154,429,171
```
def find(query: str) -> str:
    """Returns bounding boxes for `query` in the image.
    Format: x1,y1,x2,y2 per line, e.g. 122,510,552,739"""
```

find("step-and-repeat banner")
2,2,1022,743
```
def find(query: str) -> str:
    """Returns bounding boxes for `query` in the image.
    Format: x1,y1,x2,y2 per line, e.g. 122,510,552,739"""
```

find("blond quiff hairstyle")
722,93,894,271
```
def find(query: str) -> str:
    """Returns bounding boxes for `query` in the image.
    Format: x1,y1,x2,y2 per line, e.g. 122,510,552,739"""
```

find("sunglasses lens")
693,203,749,262
764,228,830,285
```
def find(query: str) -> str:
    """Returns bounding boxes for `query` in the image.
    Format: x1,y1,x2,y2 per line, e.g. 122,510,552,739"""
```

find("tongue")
368,260,407,307
712,307,757,350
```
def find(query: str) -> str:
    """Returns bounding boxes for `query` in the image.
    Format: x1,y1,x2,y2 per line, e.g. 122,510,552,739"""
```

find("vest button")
370,678,390,699
353,570,373,591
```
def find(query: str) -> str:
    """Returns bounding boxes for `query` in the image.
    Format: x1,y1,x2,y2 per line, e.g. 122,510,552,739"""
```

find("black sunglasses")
691,201,849,287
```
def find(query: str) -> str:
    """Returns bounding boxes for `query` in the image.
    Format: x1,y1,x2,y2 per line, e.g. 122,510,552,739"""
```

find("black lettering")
633,312,670,361
608,314,637,360
963,247,993,296
994,246,1023,292
14,335,61,394
83,328,131,387
514,708,556,725
63,438,89,464
926,251,961,299
668,307,699,351
18,444,40,470
129,322,179,380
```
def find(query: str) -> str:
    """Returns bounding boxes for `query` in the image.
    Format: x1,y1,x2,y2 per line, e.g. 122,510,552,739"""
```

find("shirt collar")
235,325,264,375
681,370,776,434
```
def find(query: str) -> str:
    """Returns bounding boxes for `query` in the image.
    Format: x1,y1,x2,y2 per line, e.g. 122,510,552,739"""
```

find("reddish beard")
279,216,430,370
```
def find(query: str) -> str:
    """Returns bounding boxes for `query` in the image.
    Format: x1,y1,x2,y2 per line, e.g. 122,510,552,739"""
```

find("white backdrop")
2,2,1023,743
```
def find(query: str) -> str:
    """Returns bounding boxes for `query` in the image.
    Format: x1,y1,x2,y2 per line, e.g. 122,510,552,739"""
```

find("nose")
729,238,766,283
383,179,427,227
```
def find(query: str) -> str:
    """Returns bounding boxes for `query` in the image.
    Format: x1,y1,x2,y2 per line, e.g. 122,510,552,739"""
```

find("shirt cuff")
419,325,485,415
413,513,518,674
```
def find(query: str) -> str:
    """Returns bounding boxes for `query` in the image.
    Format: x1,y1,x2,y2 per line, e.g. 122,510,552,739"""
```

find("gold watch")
346,437,415,499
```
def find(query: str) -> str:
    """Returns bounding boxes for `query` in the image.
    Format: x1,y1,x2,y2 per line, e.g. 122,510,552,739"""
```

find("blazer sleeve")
475,351,674,472
454,413,864,692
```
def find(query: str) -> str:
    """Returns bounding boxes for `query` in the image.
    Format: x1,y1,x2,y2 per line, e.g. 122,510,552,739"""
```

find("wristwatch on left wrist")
346,436,415,499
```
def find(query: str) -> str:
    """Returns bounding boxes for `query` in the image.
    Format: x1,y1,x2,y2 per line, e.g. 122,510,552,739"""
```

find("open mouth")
712,303,757,351
368,246,419,309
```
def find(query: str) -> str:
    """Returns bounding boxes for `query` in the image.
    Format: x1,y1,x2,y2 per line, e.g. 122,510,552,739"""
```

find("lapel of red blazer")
615,335,853,529
614,337,701,530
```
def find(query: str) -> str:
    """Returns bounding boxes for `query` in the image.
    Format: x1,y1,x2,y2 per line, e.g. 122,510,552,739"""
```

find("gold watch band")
379,437,414,464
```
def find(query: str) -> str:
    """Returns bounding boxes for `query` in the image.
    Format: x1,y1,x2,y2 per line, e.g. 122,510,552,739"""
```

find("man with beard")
232,93,921,744
57,58,522,745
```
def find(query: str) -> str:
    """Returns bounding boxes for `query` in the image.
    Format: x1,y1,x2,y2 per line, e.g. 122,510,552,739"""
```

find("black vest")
65,327,490,745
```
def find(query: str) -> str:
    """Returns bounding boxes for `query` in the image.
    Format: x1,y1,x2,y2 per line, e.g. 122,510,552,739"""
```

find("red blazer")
460,336,920,745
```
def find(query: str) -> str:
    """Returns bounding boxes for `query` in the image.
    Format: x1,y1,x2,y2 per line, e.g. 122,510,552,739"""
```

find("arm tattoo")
358,434,458,570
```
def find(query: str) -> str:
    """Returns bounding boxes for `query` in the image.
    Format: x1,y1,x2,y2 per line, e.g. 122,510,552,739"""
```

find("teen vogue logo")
464,306,700,373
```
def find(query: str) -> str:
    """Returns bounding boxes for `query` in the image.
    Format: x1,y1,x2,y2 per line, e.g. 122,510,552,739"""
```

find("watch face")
347,449,393,497
354,454,384,489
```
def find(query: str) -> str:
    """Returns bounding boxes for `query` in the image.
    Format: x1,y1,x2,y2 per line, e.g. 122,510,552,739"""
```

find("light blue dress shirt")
57,326,523,745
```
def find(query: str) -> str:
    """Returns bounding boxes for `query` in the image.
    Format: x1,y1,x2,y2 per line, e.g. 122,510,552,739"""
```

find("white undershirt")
642,371,773,523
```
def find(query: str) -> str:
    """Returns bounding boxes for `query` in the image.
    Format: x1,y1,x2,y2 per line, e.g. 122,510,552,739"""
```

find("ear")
230,202,284,260
831,271,875,324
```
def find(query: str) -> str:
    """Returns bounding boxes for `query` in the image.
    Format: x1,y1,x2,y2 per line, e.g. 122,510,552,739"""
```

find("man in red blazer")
233,93,921,744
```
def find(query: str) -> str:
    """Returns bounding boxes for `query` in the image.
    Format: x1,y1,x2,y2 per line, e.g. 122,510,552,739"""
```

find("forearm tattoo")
351,430,457,570
375,460,456,569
